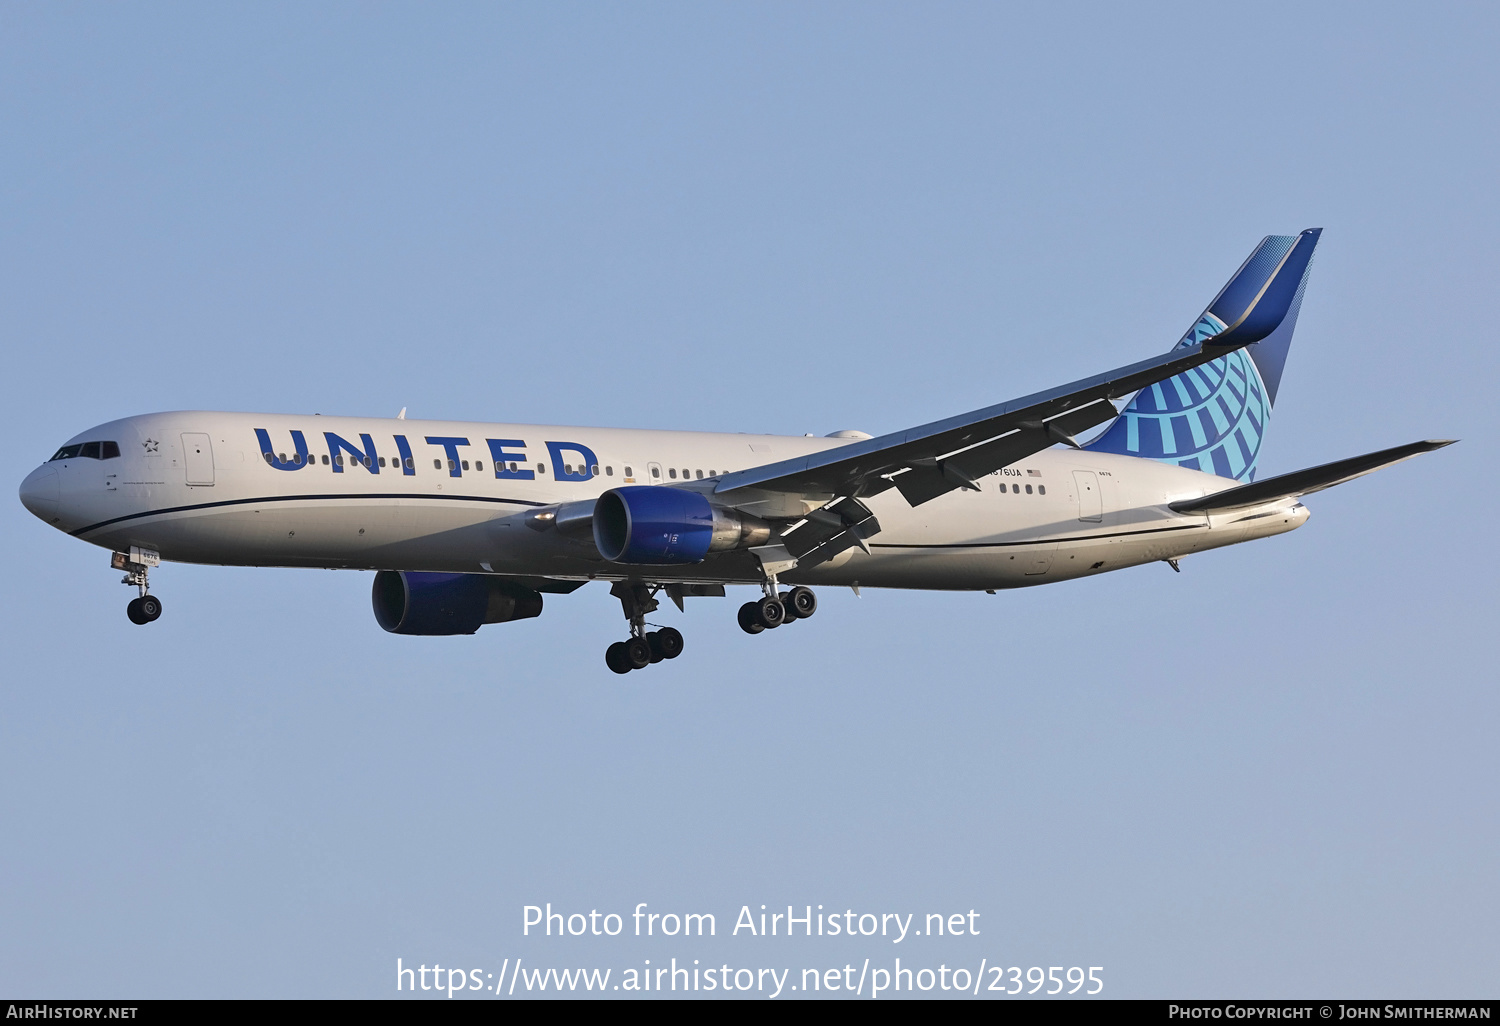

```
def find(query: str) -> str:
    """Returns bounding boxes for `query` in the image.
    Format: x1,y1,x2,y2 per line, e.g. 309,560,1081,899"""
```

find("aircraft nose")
19,465,61,523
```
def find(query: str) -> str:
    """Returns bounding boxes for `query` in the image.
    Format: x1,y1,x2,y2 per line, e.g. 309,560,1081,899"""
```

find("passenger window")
695,470,703,479
591,464,599,476
624,466,634,477
1038,485,1046,495
335,455,345,466
537,463,546,474
475,460,483,471
378,457,386,467
461,460,470,470
364,457,373,468
650,466,660,479
669,468,677,479
323,455,330,465
102,441,120,459
434,459,442,469
682,469,689,479
605,466,614,476
279,452,287,463
405,458,414,470
709,469,716,477
1012,484,1019,493
1025,484,1032,494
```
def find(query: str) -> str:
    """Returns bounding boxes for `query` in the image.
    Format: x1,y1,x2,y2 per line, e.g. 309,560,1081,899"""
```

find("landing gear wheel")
754,596,787,629
625,636,652,670
737,602,765,635
778,591,799,622
605,641,632,674
787,586,817,619
139,594,163,622
655,626,684,659
645,631,666,663
126,597,148,625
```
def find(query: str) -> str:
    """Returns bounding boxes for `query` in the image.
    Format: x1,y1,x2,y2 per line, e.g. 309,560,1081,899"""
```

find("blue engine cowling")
593,486,715,563
372,571,543,635
592,486,771,564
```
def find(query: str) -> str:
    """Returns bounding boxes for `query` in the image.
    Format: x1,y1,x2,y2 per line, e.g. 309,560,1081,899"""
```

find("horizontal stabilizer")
1168,439,1456,515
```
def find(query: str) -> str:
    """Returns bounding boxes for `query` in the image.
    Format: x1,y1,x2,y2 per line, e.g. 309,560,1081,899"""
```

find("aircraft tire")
625,636,652,670
656,627,684,659
737,602,765,635
139,594,163,622
788,587,817,618
645,631,666,663
126,597,148,625
778,591,799,622
605,641,632,674
754,596,786,630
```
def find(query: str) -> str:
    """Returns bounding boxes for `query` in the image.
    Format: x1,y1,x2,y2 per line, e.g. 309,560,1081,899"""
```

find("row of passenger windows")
50,441,121,461
265,452,729,480
266,452,415,469
1000,483,1045,494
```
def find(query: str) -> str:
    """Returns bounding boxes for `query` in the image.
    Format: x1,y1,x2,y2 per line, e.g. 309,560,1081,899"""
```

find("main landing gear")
112,549,163,626
605,582,685,675
737,584,817,635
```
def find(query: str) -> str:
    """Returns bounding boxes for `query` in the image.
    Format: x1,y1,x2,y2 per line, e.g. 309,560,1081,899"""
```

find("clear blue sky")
2,2,1496,998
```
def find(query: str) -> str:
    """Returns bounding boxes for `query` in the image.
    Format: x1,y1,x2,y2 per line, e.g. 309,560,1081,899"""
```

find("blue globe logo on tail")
1084,230,1320,482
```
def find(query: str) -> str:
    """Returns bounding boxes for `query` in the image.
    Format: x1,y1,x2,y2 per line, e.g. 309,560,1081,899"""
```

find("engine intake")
593,487,770,564
372,571,543,635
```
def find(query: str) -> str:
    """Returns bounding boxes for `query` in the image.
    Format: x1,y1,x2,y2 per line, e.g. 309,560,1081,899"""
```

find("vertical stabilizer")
1083,228,1321,481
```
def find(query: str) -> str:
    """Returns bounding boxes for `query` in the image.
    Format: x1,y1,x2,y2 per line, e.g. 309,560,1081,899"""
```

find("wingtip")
1427,438,1458,448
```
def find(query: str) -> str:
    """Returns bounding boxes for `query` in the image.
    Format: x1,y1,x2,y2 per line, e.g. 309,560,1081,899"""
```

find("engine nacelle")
372,571,543,635
593,486,771,564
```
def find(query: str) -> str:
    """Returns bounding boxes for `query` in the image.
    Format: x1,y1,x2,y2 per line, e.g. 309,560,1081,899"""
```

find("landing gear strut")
112,549,163,625
605,582,684,675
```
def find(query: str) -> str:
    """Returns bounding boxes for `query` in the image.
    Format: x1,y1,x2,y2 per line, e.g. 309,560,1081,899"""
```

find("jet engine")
372,571,543,635
592,486,770,564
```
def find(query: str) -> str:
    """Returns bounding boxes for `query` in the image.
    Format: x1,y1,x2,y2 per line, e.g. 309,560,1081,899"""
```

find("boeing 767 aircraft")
19,229,1453,673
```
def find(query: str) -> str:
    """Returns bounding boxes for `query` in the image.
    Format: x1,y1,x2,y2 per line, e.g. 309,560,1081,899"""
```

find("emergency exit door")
1073,470,1102,522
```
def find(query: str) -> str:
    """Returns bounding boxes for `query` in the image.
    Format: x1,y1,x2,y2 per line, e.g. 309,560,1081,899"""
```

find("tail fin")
1084,228,1321,481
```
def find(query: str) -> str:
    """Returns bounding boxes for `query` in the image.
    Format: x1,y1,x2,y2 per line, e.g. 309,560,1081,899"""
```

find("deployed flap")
1168,439,1455,515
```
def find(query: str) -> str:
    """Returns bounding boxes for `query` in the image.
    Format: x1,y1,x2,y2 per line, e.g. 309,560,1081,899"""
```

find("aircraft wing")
1168,439,1456,515
715,228,1318,510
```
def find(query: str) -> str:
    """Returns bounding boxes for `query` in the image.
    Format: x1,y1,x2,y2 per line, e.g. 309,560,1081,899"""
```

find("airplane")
19,228,1454,674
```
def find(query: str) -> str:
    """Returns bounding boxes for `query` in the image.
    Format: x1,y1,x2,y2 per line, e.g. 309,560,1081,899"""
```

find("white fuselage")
20,410,1309,590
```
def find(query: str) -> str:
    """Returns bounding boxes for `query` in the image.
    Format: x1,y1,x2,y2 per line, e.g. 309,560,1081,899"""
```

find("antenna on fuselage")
397,408,406,420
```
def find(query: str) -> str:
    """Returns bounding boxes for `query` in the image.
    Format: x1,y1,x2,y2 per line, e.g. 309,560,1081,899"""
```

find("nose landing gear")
112,548,162,625
605,582,685,674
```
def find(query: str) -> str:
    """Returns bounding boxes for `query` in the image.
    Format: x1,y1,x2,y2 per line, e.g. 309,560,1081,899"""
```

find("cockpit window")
49,441,120,461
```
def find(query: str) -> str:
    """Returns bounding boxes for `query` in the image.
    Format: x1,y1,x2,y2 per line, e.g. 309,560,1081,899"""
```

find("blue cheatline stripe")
72,491,549,537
